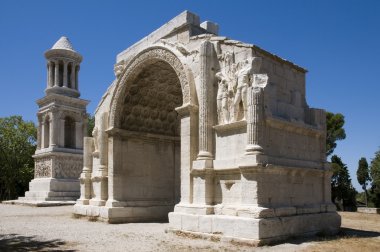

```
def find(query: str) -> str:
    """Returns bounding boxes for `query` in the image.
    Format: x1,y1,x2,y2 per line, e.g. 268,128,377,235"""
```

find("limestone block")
200,21,219,35
198,215,213,233
181,213,199,232
168,212,182,230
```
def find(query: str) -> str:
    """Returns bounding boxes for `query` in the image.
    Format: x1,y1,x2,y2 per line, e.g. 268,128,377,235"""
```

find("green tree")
87,113,95,137
370,149,380,207
0,116,36,200
326,112,346,156
331,155,357,211
356,157,370,206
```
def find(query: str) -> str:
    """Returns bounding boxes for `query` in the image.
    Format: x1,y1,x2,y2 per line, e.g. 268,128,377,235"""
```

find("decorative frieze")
53,156,83,179
34,158,52,178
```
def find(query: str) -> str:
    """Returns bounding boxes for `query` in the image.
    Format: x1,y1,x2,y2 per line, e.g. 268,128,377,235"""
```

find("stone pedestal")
20,152,83,202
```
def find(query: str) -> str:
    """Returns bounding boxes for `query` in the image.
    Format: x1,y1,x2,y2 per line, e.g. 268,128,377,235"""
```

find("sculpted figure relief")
233,57,262,121
92,126,99,153
216,54,263,124
215,52,236,124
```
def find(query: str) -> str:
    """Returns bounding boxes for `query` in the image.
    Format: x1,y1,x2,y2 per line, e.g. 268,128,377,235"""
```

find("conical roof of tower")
51,36,76,52
45,36,82,62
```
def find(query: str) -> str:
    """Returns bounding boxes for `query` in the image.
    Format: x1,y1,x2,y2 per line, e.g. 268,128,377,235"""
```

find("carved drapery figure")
216,55,263,124
215,52,236,124
233,57,262,121
92,126,99,153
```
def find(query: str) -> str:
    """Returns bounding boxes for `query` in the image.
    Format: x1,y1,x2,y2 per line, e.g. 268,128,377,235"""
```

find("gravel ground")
0,204,316,251
2,204,379,251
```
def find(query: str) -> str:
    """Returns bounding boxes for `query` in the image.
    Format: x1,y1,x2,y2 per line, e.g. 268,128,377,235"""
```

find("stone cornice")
36,93,89,108
106,127,180,142
213,120,247,134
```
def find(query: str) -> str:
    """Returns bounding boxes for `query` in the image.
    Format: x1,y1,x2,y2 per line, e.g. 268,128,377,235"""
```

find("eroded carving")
92,126,99,153
114,60,126,78
35,158,52,178
216,52,236,124
234,57,262,121
216,55,263,124
110,47,190,128
54,157,83,179
120,61,182,136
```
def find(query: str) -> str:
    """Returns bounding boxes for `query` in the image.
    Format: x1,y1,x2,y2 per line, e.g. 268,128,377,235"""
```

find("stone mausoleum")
73,11,340,244
20,37,89,202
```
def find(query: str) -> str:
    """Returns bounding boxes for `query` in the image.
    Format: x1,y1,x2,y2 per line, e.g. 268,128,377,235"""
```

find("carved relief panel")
35,158,52,178
215,53,265,125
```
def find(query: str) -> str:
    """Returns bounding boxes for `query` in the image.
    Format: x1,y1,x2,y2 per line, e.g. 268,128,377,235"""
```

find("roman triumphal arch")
74,11,340,245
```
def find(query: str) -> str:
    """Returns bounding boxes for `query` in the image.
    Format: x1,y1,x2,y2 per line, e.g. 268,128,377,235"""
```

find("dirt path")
0,204,379,251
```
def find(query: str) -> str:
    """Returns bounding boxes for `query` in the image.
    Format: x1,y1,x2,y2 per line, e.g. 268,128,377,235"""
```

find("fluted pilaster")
197,41,214,160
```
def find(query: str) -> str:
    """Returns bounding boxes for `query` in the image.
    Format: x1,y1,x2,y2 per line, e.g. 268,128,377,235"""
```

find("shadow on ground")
0,234,76,251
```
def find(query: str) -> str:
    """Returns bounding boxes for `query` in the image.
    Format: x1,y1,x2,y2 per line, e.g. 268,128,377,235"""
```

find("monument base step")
13,177,81,203
167,211,341,246
73,203,174,223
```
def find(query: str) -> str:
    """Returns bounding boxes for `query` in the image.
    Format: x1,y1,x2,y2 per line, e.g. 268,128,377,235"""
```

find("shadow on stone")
0,234,76,251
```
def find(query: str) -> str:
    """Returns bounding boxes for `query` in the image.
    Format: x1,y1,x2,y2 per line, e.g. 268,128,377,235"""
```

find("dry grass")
304,212,380,252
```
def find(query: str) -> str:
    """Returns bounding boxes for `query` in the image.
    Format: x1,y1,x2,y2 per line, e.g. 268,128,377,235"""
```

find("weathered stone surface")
73,11,340,244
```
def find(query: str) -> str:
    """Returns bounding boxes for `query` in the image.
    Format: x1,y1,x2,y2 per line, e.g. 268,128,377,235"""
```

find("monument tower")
21,36,89,202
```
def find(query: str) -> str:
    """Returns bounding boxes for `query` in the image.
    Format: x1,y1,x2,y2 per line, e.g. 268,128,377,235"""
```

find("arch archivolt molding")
109,46,196,129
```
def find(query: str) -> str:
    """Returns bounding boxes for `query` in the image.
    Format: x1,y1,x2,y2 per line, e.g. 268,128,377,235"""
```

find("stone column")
197,41,214,160
49,114,55,147
37,117,42,150
59,118,65,147
75,121,83,149
54,60,60,87
49,61,54,87
71,64,76,89
78,137,94,205
245,87,264,155
98,113,108,171
49,108,60,148
41,119,46,148
63,61,68,88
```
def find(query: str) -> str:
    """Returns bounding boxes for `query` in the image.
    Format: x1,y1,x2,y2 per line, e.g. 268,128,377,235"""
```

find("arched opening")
64,116,76,148
43,116,50,148
118,60,183,220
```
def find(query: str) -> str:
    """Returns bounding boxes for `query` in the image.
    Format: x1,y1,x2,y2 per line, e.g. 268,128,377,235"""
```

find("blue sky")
1,1,379,191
